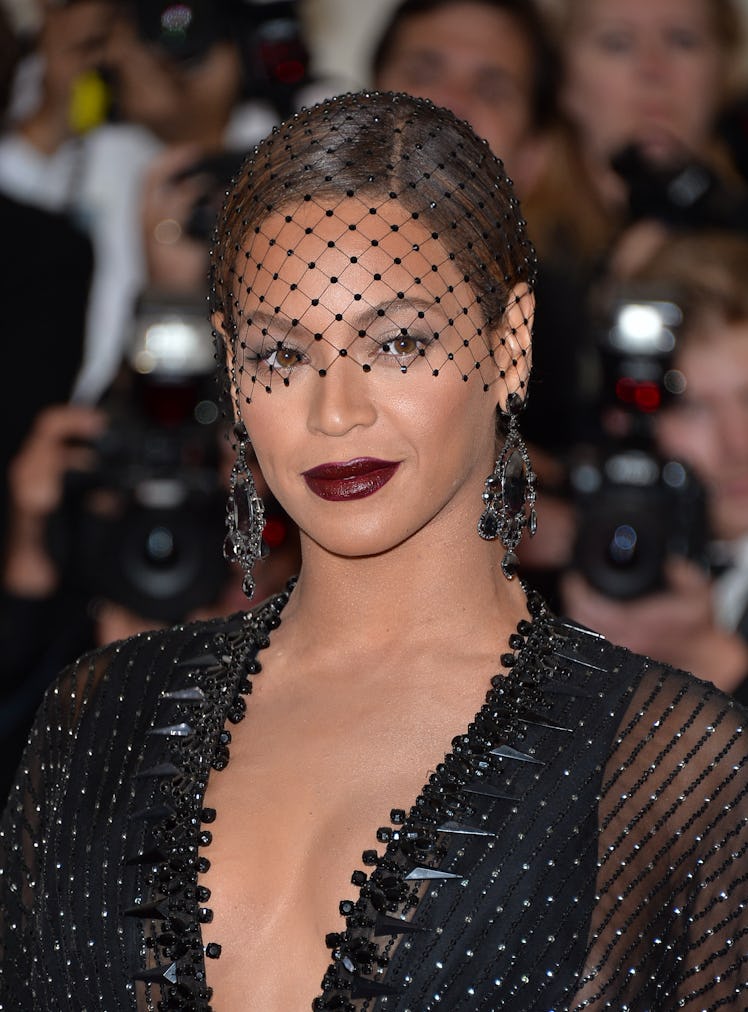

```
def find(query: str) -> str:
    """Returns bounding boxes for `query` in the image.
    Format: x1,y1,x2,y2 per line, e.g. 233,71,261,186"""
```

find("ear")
492,282,534,411
212,309,240,420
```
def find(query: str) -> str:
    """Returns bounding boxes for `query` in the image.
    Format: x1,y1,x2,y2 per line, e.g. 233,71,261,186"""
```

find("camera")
570,288,708,600
49,291,229,622
132,0,309,115
612,142,748,234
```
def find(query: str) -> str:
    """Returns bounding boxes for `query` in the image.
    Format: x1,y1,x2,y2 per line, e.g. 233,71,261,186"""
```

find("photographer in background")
532,0,748,271
0,6,94,532
0,384,300,800
0,2,309,798
0,0,308,403
371,0,557,200
562,232,748,702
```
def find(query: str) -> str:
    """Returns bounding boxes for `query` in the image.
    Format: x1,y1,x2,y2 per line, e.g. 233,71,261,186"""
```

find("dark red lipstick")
302,457,400,501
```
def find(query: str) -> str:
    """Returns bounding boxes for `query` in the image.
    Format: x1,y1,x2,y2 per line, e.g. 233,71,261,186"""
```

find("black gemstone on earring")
478,508,500,541
503,450,527,513
502,551,520,579
233,480,256,534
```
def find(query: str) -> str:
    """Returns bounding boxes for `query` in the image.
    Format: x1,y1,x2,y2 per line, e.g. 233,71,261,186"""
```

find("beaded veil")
211,91,536,412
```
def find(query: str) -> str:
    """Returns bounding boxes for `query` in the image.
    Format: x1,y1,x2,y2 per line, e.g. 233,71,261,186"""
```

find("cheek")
673,60,722,138
238,396,296,487
656,414,717,479
564,54,634,139
416,383,498,476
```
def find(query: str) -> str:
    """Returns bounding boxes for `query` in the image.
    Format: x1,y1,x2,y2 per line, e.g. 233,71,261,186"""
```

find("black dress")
1,586,746,1010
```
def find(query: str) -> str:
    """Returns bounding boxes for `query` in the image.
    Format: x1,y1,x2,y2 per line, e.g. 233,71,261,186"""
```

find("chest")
119,608,629,1011
196,692,471,1008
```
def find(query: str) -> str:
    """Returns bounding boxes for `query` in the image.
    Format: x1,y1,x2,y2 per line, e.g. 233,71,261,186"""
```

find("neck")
280,520,530,655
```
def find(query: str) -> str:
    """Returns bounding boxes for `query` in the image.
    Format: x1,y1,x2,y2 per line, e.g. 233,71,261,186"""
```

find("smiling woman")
1,93,747,1012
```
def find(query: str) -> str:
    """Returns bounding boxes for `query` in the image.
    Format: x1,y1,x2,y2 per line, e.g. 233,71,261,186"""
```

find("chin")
302,518,423,560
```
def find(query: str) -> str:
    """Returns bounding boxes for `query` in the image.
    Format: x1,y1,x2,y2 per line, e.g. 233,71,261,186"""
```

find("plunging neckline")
127,582,568,1011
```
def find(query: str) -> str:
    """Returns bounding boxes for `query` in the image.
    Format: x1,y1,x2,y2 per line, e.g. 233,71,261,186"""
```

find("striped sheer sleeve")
572,665,748,1010
0,646,113,1008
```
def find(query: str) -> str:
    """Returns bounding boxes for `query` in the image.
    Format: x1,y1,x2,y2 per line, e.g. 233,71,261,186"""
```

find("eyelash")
243,341,305,375
243,332,434,375
375,332,432,364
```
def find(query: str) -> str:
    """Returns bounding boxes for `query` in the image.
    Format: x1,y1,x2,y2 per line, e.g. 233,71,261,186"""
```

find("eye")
594,29,633,54
266,344,302,370
380,334,423,357
665,27,703,52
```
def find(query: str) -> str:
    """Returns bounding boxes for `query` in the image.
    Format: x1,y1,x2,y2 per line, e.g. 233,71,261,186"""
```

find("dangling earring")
223,422,266,599
477,392,537,580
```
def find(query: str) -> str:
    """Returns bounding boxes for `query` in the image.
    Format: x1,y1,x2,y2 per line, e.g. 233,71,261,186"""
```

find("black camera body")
132,0,309,114
49,293,228,622
571,290,708,599
612,143,748,233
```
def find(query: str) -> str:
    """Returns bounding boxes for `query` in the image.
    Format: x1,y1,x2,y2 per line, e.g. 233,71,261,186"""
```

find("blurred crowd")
3,0,748,796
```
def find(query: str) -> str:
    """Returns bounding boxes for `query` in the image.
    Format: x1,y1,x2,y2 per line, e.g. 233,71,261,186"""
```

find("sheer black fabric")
1,591,746,1011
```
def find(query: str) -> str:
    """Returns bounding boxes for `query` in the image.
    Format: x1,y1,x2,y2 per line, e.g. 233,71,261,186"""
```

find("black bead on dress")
1,587,747,1010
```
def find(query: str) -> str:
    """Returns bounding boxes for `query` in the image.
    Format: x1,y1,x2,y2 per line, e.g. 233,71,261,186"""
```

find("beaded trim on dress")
124,583,572,1010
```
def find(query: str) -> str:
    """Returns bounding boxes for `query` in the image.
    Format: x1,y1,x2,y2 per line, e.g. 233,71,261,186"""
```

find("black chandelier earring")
477,391,537,580
223,422,266,600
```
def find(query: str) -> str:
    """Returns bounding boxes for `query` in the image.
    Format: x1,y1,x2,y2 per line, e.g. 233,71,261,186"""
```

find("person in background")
520,0,748,586
531,0,747,274
562,231,748,702
0,3,94,521
0,4,302,797
0,0,277,404
372,0,557,198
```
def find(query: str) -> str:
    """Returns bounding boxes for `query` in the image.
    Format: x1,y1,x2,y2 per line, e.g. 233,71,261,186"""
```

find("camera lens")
608,524,638,566
145,525,176,564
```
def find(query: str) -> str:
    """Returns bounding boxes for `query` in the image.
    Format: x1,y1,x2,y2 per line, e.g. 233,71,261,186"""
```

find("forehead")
576,0,713,30
387,3,535,76
232,195,475,314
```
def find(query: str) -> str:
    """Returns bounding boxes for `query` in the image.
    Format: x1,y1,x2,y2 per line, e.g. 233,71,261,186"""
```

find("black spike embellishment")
146,722,193,738
490,743,544,765
133,962,178,985
404,866,464,881
350,975,400,999
161,687,206,702
373,914,429,937
134,762,182,780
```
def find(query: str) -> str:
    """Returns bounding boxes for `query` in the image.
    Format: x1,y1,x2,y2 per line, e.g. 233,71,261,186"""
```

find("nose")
306,355,377,437
636,36,671,86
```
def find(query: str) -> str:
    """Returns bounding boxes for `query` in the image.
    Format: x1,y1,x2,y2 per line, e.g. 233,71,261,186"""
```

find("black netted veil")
210,91,537,417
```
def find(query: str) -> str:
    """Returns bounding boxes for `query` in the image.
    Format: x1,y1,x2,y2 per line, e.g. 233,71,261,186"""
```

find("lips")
302,458,400,501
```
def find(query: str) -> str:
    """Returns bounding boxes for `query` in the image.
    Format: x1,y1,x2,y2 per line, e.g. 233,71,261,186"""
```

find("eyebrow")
243,297,447,337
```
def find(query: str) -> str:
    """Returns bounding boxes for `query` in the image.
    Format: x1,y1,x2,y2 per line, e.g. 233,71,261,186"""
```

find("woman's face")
225,196,531,558
561,0,724,166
